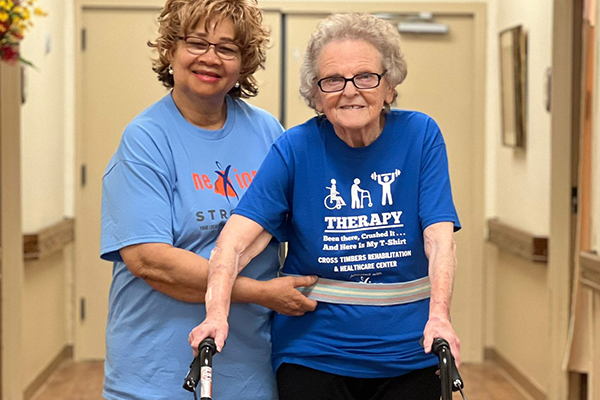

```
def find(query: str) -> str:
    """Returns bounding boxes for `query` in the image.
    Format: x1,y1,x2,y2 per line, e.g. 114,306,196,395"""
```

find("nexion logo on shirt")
191,161,257,202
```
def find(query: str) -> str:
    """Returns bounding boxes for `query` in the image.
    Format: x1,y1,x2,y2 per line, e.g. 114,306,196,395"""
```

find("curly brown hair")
148,0,269,98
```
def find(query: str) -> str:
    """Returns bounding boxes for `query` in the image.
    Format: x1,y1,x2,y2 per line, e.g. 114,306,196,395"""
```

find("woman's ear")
385,82,395,104
167,43,177,65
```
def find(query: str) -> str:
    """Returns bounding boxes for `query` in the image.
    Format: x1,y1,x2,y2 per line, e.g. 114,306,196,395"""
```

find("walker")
183,338,217,400
184,336,466,400
431,337,466,400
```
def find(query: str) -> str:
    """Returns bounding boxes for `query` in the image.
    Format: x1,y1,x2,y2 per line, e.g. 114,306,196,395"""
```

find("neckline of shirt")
166,92,237,141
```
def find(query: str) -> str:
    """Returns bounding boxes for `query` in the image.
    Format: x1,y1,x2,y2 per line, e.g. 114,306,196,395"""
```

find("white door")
284,12,484,362
76,6,282,360
76,6,168,360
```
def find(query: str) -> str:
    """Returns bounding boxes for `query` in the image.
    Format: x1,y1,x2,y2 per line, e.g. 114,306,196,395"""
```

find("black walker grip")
183,338,217,397
431,338,464,393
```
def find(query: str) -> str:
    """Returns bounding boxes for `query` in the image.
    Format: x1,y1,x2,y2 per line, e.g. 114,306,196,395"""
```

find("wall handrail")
580,251,600,292
487,218,548,263
23,218,75,261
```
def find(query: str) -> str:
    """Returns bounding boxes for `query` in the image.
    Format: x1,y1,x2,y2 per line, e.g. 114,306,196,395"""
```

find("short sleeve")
100,124,174,262
233,143,291,242
418,120,461,232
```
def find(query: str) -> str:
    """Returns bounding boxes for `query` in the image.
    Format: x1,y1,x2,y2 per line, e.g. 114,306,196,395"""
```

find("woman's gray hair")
299,13,407,113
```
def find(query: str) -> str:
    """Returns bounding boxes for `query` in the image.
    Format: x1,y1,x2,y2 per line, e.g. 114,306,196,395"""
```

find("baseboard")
485,347,546,400
24,345,74,400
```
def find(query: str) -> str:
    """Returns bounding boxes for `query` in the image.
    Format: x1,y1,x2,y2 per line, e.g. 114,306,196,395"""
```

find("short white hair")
299,13,408,113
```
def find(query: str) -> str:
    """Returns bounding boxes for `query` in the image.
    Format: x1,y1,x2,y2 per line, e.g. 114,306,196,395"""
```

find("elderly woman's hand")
422,314,461,367
258,276,318,316
189,317,229,356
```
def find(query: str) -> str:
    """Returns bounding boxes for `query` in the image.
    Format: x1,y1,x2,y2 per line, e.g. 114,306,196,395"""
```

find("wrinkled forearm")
204,215,271,321
424,222,457,320
205,244,240,322
145,272,266,304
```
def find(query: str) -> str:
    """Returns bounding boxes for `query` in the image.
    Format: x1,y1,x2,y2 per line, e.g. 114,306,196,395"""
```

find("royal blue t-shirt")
100,93,283,400
234,110,460,378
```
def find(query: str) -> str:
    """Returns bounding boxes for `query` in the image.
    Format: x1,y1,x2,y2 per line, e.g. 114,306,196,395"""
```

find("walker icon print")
371,169,400,206
324,179,347,210
351,178,372,209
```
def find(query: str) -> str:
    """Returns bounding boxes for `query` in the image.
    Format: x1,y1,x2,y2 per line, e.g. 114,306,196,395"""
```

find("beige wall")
484,0,553,395
492,246,550,391
493,0,553,235
22,251,71,379
18,0,76,395
21,1,73,229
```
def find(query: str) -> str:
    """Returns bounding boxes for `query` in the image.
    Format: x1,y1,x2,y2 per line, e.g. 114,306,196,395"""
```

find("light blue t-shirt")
234,111,460,378
100,93,283,400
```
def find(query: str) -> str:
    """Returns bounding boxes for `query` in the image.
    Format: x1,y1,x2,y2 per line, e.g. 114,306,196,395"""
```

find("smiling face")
169,18,241,105
314,39,394,139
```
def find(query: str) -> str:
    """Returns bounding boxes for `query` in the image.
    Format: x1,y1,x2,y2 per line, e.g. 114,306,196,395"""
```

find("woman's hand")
189,317,229,356
422,314,461,367
258,276,318,316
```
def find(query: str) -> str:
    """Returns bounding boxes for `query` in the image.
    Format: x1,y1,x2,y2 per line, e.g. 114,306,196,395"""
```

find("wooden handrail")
23,218,75,260
487,218,548,263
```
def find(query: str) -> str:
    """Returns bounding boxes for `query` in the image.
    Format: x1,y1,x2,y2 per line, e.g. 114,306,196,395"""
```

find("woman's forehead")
185,16,236,38
317,40,382,73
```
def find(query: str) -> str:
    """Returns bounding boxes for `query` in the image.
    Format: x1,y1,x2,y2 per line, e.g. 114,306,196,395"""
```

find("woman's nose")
342,81,359,96
197,46,222,64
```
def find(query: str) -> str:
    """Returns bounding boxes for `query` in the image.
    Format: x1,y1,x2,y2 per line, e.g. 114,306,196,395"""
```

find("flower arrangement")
0,0,47,66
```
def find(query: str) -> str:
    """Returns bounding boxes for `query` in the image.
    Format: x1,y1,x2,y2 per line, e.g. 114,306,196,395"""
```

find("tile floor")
30,360,532,400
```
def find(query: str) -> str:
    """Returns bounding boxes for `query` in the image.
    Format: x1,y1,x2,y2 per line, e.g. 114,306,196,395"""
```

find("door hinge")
81,164,87,187
572,186,578,214
80,297,86,321
81,28,86,51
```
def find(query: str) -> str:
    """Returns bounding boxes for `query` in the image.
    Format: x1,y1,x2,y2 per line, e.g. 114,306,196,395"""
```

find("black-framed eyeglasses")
177,36,240,60
317,70,388,93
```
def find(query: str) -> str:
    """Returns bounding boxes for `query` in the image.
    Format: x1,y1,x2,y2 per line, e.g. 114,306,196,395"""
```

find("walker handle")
183,338,217,399
431,337,464,397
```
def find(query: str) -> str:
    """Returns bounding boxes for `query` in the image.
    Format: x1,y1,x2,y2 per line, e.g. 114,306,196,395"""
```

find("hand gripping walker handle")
431,337,464,399
183,338,217,399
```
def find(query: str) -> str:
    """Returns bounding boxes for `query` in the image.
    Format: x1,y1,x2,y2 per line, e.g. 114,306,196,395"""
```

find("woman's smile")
339,104,366,110
193,69,222,83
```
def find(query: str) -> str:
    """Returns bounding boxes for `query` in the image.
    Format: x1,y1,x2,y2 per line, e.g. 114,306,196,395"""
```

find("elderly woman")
100,1,317,399
191,13,461,400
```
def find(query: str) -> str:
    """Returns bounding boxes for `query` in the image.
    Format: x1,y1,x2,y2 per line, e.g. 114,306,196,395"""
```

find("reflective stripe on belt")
280,273,431,306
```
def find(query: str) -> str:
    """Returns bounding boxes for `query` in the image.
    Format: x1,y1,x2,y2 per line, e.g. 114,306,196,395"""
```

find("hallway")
30,360,532,400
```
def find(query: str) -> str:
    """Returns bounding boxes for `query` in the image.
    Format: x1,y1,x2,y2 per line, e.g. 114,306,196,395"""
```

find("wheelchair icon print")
324,188,346,210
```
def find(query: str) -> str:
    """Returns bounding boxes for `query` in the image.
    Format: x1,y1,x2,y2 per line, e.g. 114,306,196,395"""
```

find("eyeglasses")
317,70,388,93
177,36,240,60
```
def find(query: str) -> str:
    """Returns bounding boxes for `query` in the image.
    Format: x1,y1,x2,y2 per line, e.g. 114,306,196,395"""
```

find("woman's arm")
120,228,271,303
120,232,317,312
121,243,211,302
188,215,315,353
421,221,461,366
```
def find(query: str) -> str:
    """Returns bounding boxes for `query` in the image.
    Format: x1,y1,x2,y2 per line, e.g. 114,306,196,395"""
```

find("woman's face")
314,39,394,133
169,18,241,103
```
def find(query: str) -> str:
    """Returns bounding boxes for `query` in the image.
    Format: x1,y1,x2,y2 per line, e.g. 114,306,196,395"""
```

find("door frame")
549,0,582,398
74,0,486,362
